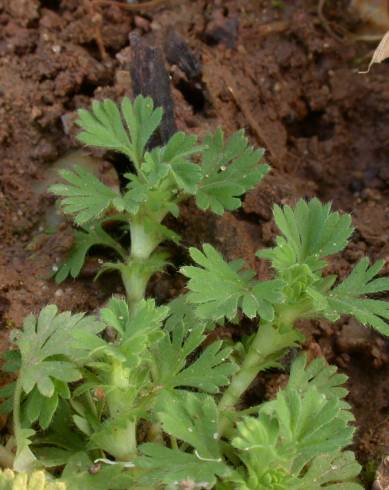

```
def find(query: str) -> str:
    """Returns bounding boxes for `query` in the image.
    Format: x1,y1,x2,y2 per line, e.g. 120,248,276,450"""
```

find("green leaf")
24,387,60,430
100,296,129,336
290,451,362,489
17,305,104,398
54,222,126,283
287,354,349,404
71,298,168,409
140,131,203,197
49,165,122,226
34,399,86,455
267,386,354,468
13,428,37,473
76,96,162,167
33,447,76,468
172,341,236,393
157,391,222,460
157,132,203,193
225,451,362,489
153,301,235,393
154,330,236,393
77,99,131,154
138,443,228,487
164,295,212,332
258,198,353,273
121,95,163,165
101,297,169,346
61,453,133,490
327,258,389,335
196,129,269,215
181,244,284,322
227,355,359,489
122,171,181,218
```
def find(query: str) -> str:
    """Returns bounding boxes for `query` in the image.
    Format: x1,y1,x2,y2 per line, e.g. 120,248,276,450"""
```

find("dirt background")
0,0,388,486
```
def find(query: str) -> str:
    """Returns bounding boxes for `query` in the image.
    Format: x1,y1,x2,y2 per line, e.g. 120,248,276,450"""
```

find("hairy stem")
104,361,137,461
120,219,162,310
130,221,158,260
218,321,300,435
218,327,269,435
121,265,149,307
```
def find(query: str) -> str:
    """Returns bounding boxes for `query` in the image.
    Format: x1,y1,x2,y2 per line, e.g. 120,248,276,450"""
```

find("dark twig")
93,0,175,12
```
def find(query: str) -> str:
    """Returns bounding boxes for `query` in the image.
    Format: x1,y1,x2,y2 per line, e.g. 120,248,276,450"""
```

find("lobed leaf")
75,297,170,370
287,354,349,404
181,244,284,322
157,391,222,460
54,222,126,283
76,96,162,167
49,165,124,226
16,305,104,398
138,443,228,488
258,198,353,273
143,132,203,194
153,302,235,393
327,258,389,335
226,355,359,489
196,129,269,215
61,453,133,490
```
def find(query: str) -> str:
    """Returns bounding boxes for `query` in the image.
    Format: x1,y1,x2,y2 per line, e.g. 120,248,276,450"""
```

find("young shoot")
49,96,269,311
0,97,388,490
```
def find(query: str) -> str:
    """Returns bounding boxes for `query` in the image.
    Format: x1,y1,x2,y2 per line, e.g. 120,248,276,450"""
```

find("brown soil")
0,0,388,486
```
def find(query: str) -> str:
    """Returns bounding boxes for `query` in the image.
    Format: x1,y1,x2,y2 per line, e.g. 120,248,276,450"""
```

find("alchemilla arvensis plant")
0,95,388,490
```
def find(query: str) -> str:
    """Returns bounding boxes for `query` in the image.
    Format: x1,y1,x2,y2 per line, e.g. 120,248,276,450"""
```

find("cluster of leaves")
183,198,389,336
222,356,361,489
49,96,269,284
3,198,389,488
0,300,362,489
0,297,236,486
2,95,389,490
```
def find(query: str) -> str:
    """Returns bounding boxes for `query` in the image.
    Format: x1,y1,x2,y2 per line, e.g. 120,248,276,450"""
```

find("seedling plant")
0,96,388,490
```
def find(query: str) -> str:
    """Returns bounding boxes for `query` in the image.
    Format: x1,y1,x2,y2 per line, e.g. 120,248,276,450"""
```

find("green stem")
130,221,158,260
121,264,149,307
117,217,169,446
218,326,270,435
13,377,23,448
218,321,301,435
104,361,137,461
120,219,162,310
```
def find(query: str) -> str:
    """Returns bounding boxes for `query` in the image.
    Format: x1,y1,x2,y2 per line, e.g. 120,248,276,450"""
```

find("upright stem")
13,378,23,447
117,218,167,446
130,221,158,260
120,219,160,311
218,321,301,436
218,325,269,435
121,264,149,307
105,360,137,461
